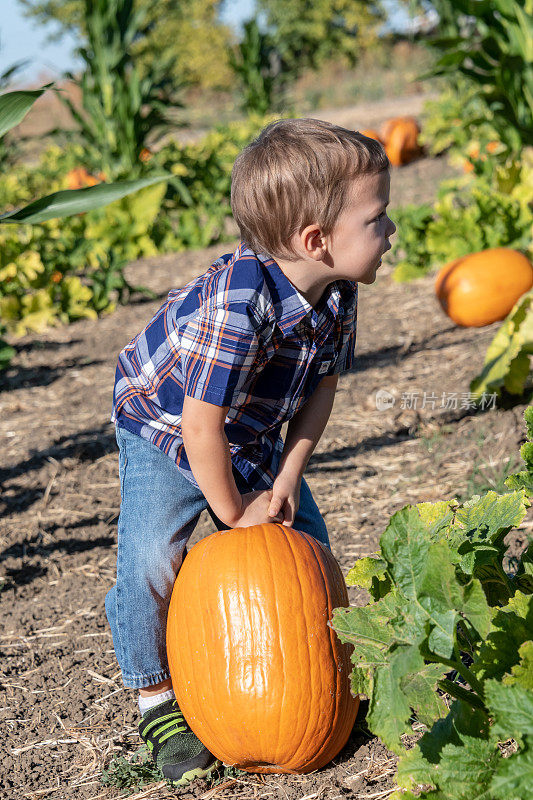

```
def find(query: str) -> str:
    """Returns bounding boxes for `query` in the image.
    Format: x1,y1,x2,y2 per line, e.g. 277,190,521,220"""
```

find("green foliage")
417,0,532,150
505,406,533,499
0,115,272,341
392,175,533,282
420,77,500,159
470,290,533,402
19,0,236,92
100,747,163,793
228,19,294,116
47,0,185,180
332,410,533,799
257,0,387,73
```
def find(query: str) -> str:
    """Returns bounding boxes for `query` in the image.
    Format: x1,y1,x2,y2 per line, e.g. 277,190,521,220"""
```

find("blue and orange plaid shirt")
112,242,358,490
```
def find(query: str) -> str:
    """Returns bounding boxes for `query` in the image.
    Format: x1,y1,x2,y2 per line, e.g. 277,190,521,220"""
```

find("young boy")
106,118,395,785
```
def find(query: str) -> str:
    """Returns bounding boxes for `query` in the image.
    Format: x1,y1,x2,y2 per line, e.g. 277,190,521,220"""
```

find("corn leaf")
0,84,54,139
0,174,171,224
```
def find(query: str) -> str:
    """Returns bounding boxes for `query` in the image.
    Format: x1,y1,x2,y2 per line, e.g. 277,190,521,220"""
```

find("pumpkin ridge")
191,539,222,755
277,526,319,768
303,533,357,769
265,524,292,767
292,532,344,771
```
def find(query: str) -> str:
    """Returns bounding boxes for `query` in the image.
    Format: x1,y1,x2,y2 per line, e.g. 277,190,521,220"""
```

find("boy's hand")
268,472,301,528
228,489,284,528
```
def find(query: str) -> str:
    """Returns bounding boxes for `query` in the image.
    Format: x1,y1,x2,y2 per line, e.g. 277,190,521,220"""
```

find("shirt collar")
235,242,342,335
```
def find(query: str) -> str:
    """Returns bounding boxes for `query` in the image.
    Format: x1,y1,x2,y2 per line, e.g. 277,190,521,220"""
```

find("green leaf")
400,663,449,727
438,735,500,800
396,745,437,791
503,641,533,690
453,490,529,548
470,289,533,399
0,174,171,224
461,579,493,640
381,509,465,658
345,556,387,588
0,84,54,138
476,592,533,683
505,407,533,498
485,680,533,747
416,499,458,539
490,738,533,800
367,645,426,753
331,593,399,662
417,700,491,763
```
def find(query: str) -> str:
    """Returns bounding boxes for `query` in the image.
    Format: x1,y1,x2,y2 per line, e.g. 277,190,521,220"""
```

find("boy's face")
326,169,396,285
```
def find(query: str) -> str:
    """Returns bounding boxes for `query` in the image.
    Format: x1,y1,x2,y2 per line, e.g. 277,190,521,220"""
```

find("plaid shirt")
112,242,358,490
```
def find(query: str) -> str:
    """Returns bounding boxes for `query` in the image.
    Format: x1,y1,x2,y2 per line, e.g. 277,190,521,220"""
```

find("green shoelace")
141,702,190,751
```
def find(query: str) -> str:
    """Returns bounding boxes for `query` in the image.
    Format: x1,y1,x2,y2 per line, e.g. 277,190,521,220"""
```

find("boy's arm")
268,373,338,524
181,395,282,528
181,396,242,525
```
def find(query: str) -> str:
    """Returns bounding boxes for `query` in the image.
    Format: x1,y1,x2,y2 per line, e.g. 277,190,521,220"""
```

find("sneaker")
138,698,221,786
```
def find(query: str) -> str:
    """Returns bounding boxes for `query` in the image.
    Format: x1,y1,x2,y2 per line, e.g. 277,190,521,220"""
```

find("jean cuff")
120,668,171,690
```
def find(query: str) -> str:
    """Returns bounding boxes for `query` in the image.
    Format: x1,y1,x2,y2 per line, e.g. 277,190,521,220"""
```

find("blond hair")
230,117,390,261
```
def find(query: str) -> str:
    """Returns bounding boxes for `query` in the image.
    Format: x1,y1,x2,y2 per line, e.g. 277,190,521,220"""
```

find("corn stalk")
46,0,186,179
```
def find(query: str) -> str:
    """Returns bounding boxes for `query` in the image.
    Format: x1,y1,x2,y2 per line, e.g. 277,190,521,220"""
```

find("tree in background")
18,0,236,90
256,0,388,73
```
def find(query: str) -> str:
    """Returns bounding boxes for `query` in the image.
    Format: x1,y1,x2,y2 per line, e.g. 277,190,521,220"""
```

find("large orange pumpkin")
435,247,533,327
382,116,421,166
167,524,358,774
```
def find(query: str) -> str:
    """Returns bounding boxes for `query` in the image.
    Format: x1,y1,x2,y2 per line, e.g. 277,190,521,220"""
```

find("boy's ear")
300,224,327,260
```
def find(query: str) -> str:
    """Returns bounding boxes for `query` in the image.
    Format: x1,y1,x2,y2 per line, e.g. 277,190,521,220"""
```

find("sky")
1,0,254,84
0,0,416,87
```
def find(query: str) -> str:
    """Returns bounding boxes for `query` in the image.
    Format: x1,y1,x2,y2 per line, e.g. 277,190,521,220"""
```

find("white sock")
138,688,175,715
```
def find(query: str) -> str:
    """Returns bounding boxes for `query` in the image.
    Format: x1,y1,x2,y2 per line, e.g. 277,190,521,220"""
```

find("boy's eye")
373,212,385,222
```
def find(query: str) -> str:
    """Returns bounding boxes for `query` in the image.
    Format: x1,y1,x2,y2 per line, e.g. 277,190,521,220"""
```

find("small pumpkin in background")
66,167,107,190
435,247,533,327
380,116,422,167
358,128,382,143
167,523,359,774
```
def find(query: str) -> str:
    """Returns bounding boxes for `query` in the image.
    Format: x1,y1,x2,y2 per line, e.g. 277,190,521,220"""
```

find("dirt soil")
1,105,532,800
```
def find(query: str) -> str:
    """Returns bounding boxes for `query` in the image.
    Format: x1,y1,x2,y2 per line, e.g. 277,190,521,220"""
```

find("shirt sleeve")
180,301,266,407
329,282,358,375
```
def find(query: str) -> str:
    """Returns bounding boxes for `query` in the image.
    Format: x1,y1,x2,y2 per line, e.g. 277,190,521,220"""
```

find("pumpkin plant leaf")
485,680,533,748
437,735,500,800
345,556,387,588
400,663,449,728
470,289,533,400
452,490,529,547
367,645,426,753
490,738,533,800
475,592,533,684
503,641,533,690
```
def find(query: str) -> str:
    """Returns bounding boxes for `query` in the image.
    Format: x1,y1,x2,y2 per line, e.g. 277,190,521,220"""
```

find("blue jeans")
105,426,330,689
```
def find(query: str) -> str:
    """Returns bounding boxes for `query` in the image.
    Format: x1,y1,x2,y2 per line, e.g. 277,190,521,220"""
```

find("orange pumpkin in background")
66,167,106,190
381,116,422,166
358,128,382,143
167,524,359,774
435,248,533,327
